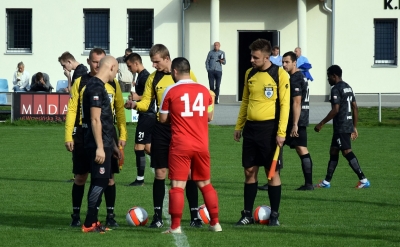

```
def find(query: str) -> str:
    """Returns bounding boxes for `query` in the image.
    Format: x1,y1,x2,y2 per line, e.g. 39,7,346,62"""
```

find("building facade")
0,0,398,102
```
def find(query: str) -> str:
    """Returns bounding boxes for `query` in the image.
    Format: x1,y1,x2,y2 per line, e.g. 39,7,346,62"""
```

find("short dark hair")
272,45,280,51
89,48,106,60
249,39,272,55
149,44,170,59
124,53,142,63
171,57,190,75
35,72,43,81
125,48,132,53
282,51,297,62
327,65,342,77
58,52,75,63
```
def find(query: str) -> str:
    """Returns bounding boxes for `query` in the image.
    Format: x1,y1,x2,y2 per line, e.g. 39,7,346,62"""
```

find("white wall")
334,0,400,94
0,0,180,91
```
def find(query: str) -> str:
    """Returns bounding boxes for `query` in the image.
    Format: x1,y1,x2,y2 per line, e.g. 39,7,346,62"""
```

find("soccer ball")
126,206,148,226
197,204,210,224
253,205,271,224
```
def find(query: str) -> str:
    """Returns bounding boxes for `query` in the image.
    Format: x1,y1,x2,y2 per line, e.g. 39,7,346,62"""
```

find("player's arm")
159,87,170,124
135,73,155,111
64,79,81,151
113,80,127,147
234,69,251,142
91,106,105,164
205,52,211,70
208,90,216,122
314,104,339,132
351,101,359,140
276,69,290,147
291,95,301,137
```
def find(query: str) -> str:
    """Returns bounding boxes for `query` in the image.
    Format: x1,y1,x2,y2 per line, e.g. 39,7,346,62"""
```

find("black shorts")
285,126,308,149
150,121,171,169
242,120,282,170
87,147,113,179
331,133,352,150
111,127,119,174
135,113,156,144
72,126,90,175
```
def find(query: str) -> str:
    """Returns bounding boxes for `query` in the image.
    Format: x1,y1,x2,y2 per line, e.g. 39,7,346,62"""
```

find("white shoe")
162,226,182,234
208,223,222,232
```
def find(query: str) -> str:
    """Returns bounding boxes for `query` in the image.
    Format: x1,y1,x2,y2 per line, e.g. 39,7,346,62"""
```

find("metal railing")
354,93,400,122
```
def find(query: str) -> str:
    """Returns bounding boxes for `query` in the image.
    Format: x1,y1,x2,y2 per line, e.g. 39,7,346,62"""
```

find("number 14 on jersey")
181,93,205,117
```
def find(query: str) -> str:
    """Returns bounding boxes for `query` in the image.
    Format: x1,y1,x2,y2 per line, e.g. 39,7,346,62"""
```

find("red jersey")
160,79,212,151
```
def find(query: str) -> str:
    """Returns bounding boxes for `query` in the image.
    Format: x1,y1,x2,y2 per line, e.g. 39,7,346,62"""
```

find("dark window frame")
83,9,110,52
6,9,32,53
127,9,154,52
374,18,397,65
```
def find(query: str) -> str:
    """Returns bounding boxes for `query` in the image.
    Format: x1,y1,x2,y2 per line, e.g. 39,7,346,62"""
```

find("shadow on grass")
0,176,76,183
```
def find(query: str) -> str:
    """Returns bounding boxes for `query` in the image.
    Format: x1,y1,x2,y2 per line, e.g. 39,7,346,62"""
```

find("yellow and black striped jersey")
136,70,197,121
65,75,127,142
235,66,290,137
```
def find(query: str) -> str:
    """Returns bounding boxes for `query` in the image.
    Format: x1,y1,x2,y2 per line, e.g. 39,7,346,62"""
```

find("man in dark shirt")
81,56,121,233
124,53,156,186
58,51,88,92
314,65,370,189
281,51,314,190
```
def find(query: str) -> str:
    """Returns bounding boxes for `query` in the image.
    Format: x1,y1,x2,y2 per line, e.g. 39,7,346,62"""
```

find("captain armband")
208,105,214,113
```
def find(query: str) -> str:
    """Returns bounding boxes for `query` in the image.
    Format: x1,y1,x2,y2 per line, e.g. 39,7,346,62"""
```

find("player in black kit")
314,65,370,189
81,56,121,233
282,51,314,190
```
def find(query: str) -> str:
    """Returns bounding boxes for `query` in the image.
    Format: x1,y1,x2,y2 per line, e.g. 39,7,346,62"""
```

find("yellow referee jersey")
136,70,197,121
65,76,127,142
235,67,290,137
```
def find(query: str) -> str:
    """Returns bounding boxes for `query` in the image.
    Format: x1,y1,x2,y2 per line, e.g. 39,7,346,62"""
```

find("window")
374,19,397,65
84,9,110,51
128,9,154,52
6,9,32,53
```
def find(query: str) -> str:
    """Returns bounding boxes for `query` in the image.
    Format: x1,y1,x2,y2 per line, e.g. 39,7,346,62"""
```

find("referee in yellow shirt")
234,39,290,227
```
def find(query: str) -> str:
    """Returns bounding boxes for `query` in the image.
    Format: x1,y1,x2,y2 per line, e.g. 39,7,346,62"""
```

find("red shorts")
168,149,211,181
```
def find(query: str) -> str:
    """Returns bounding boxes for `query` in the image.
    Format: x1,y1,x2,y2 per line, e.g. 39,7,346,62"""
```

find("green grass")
0,124,399,247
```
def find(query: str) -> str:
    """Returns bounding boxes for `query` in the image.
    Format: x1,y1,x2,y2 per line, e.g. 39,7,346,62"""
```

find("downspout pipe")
182,0,192,57
322,0,334,65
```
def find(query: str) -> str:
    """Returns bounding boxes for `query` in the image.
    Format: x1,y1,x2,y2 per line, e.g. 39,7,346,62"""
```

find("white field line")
148,155,190,247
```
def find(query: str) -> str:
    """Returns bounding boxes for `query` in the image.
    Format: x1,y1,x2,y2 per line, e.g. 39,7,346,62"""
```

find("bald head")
214,42,220,51
97,55,119,82
294,47,302,58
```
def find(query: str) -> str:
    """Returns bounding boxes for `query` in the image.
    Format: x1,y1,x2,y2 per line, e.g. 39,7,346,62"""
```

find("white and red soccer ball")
197,204,210,224
253,205,271,224
126,206,148,226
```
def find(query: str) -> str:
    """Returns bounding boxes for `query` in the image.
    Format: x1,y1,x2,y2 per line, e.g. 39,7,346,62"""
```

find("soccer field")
0,125,399,247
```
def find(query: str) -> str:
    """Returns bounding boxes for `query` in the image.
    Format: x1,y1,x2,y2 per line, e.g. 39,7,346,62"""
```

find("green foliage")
0,125,399,247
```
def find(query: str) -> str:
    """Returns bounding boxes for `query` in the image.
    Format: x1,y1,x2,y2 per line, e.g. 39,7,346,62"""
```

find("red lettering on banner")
47,94,59,114
21,94,33,114
33,94,46,114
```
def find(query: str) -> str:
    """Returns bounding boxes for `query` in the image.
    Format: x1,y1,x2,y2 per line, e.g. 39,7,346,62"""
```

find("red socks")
200,184,219,226
169,187,184,229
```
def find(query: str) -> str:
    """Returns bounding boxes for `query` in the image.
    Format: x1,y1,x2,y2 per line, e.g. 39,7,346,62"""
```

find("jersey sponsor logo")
347,116,353,120
93,96,99,101
343,88,352,93
295,88,299,91
264,87,274,98
302,105,310,109
99,167,105,174
82,123,88,128
333,96,337,99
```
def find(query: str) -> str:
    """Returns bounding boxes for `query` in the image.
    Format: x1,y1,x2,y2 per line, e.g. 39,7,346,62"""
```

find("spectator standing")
12,62,30,91
116,48,134,92
205,42,226,104
270,46,282,66
58,51,88,92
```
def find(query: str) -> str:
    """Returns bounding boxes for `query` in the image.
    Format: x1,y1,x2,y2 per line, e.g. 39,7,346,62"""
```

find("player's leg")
214,71,222,104
193,150,221,232
317,134,340,188
293,127,314,190
340,134,370,188
236,121,260,226
82,148,112,233
70,127,90,227
128,143,146,186
148,122,170,228
186,172,201,227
